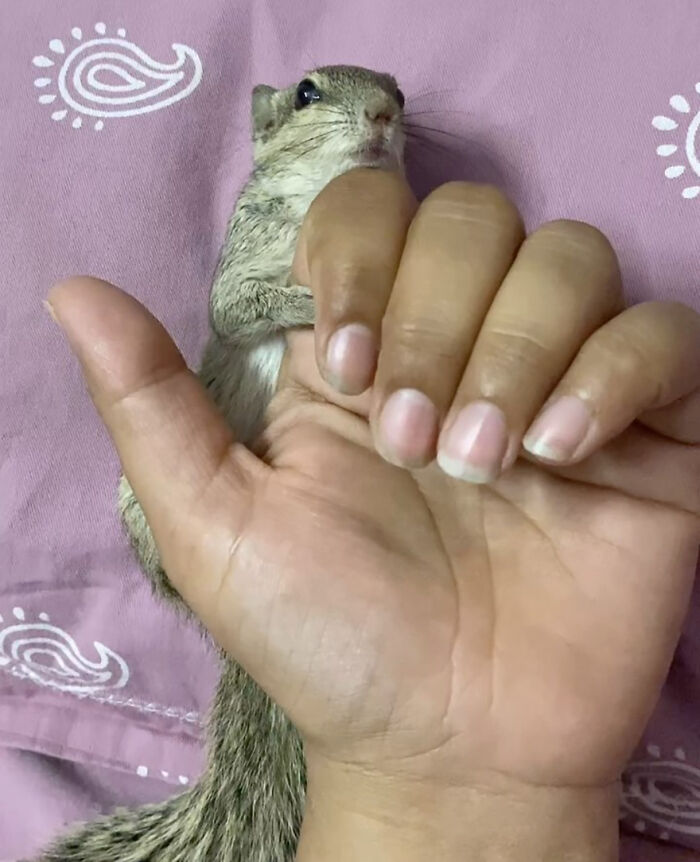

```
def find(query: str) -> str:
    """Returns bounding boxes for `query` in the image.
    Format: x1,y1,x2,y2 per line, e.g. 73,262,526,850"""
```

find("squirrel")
36,65,406,862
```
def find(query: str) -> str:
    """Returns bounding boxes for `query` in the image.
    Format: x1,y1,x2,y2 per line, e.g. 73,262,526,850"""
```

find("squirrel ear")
251,84,278,137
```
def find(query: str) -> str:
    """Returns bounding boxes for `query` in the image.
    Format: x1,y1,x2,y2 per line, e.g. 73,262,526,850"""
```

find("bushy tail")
33,790,195,862
32,661,306,862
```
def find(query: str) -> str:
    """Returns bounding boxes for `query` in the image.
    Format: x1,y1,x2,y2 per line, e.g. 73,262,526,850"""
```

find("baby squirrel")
37,65,406,862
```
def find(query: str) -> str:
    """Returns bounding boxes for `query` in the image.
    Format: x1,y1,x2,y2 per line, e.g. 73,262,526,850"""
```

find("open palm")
228,375,698,790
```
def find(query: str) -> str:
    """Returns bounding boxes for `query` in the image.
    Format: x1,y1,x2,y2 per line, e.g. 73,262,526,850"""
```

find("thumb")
47,277,259,624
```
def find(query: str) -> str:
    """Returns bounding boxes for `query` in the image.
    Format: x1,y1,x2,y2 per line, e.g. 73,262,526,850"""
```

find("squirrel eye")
295,79,322,109
395,87,405,109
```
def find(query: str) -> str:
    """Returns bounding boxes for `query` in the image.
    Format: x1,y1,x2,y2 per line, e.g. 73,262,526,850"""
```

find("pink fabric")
0,0,698,859
0,748,176,862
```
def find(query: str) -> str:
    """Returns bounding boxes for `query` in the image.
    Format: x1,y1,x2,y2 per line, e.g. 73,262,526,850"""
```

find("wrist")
296,753,619,862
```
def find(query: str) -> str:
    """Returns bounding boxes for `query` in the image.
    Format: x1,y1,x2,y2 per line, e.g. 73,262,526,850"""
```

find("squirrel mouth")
355,139,390,160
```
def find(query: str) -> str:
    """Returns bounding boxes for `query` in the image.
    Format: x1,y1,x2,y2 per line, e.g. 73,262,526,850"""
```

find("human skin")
47,169,700,860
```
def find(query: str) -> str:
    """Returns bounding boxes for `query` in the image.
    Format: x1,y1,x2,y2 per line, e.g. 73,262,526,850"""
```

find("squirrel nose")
365,106,394,124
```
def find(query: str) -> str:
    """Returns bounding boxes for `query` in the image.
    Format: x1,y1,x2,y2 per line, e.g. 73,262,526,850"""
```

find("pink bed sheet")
1,0,698,858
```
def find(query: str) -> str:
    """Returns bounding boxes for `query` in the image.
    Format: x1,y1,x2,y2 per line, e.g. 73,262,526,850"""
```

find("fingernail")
378,388,439,466
325,323,377,394
437,401,508,483
523,396,592,461
43,299,60,325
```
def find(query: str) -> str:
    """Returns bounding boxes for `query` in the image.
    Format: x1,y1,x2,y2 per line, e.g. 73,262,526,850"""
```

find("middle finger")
371,182,524,466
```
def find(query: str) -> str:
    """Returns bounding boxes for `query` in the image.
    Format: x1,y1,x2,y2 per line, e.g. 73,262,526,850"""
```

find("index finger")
292,167,417,395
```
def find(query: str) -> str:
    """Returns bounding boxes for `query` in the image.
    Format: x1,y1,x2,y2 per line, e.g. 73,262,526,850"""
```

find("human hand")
47,169,699,860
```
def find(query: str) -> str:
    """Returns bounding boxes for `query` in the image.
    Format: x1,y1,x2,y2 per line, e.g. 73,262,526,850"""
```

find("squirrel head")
250,65,406,185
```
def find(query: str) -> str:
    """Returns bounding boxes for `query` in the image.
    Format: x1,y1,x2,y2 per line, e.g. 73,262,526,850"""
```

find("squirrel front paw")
280,285,316,328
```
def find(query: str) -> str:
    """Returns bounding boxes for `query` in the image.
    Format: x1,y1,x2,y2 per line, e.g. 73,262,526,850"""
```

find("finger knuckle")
590,326,642,370
482,324,557,366
587,326,664,405
627,300,700,337
530,220,622,304
475,327,558,393
421,182,524,234
382,314,464,363
536,220,619,267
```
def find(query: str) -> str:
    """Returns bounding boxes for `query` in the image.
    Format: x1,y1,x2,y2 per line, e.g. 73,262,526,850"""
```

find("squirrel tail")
33,791,194,862
32,662,306,862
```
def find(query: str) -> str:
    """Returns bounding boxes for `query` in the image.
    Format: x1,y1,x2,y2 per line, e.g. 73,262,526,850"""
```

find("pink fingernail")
523,396,592,461
378,388,439,465
325,324,377,394
437,401,508,483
